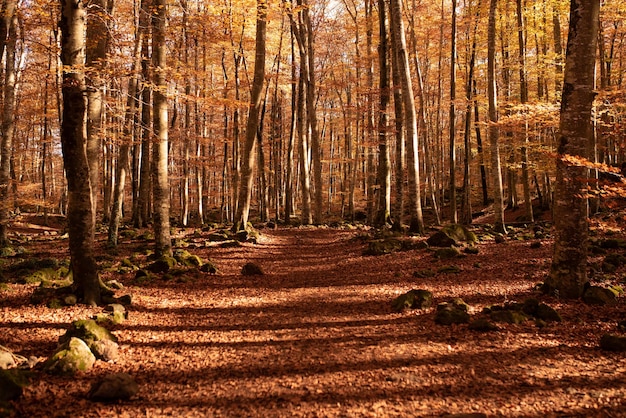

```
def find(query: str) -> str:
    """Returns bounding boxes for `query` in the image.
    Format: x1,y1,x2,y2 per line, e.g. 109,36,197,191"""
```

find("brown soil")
2,217,626,417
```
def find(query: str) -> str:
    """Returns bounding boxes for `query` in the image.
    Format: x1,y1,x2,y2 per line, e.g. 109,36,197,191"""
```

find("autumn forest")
1,0,626,415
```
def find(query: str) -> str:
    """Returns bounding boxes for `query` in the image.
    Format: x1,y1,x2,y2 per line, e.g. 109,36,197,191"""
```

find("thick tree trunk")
232,0,267,231
546,0,600,299
60,0,100,305
151,0,171,257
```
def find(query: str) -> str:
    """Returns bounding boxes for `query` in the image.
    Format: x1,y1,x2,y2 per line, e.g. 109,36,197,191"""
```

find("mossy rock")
438,265,462,274
173,249,203,267
120,229,139,239
427,224,477,248
241,262,264,276
599,334,626,352
88,372,138,402
490,310,528,324
59,319,118,348
435,304,470,325
43,337,96,375
583,286,618,306
392,289,433,312
200,261,218,274
0,369,25,401
463,246,479,255
599,239,623,249
363,238,403,256
146,256,177,273
413,269,435,278
0,247,16,257
207,232,230,242
90,339,119,362
535,303,561,322
521,298,540,316
468,318,499,332
23,268,59,285
434,247,461,260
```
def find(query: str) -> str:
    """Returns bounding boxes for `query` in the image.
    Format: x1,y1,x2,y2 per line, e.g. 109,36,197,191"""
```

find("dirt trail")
4,227,626,417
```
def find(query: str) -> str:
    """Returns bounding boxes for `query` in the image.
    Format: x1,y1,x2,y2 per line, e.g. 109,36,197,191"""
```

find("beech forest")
1,0,626,416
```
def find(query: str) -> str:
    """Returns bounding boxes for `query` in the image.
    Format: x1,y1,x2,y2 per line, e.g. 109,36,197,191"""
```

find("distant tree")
59,0,100,305
545,0,600,298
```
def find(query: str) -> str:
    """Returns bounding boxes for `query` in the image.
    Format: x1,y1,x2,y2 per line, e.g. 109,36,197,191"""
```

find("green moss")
392,289,433,312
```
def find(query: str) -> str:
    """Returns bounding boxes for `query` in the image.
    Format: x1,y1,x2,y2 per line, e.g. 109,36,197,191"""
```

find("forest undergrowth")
1,211,626,417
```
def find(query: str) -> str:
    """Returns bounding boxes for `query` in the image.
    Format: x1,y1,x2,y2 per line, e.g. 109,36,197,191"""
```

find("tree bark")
0,0,17,247
389,0,423,233
151,0,171,257
232,0,267,231
60,0,100,305
546,0,600,299
488,0,506,233
375,0,391,226
86,0,113,226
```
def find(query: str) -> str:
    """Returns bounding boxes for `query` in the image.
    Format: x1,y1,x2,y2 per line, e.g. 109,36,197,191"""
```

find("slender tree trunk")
488,0,506,233
232,0,267,231
375,0,391,226
516,0,533,223
302,0,323,224
449,0,458,224
151,0,171,257
109,14,143,247
86,0,113,226
0,0,17,247
546,0,599,298
60,0,100,305
389,0,423,233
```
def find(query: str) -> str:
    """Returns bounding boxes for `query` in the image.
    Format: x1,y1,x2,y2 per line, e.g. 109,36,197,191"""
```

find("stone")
0,369,24,401
583,286,618,306
44,337,96,375
146,256,177,273
392,289,433,312
535,303,561,322
207,232,230,242
241,262,264,276
427,224,477,248
434,247,461,260
363,239,403,256
521,298,540,316
435,303,470,325
468,318,499,332
490,310,527,324
200,261,218,274
88,372,139,401
0,347,16,369
599,334,626,352
90,340,119,362
59,319,118,347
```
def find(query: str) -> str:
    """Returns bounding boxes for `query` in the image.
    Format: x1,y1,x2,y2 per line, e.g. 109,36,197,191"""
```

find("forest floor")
2,212,626,417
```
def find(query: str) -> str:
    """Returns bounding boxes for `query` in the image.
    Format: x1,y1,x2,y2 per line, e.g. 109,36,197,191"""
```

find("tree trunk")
389,0,423,233
488,0,506,233
60,0,100,305
0,0,17,247
232,0,267,231
449,0,458,224
86,0,113,226
375,0,391,226
151,0,171,257
546,0,599,299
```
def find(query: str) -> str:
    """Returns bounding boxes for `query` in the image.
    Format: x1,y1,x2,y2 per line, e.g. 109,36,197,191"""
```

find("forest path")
6,226,626,417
